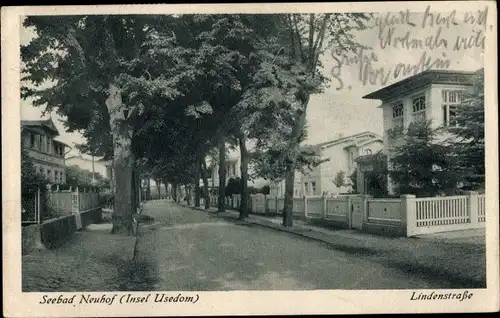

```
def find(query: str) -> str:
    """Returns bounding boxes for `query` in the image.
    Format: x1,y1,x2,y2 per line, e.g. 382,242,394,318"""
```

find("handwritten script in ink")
331,5,488,90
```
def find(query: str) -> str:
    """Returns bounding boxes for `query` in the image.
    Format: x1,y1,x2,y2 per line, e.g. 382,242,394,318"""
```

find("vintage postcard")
2,2,499,316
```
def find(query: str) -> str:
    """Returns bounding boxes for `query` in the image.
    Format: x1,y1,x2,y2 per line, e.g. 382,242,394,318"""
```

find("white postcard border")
2,2,499,316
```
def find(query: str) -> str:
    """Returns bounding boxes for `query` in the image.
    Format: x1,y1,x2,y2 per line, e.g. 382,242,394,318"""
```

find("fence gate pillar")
401,194,416,237
71,187,82,230
349,195,365,230
464,191,479,226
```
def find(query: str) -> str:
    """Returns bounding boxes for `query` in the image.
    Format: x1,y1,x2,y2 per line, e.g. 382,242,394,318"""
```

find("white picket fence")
206,191,486,237
415,196,469,227
407,192,486,236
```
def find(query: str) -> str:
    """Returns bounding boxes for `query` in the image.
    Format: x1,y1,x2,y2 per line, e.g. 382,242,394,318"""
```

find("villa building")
66,154,110,179
363,69,480,193
21,118,70,184
269,131,383,197
204,146,269,193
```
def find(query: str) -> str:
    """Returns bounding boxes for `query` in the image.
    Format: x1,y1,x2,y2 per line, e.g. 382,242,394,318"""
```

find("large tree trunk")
106,83,134,235
283,162,296,227
162,179,168,200
146,178,151,201
185,184,191,205
239,135,249,219
155,179,161,199
131,158,139,214
283,94,310,227
201,160,210,210
194,153,201,208
218,140,226,213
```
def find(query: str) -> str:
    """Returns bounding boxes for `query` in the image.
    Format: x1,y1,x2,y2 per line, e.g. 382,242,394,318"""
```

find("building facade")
21,118,70,184
208,157,240,189
269,131,383,197
363,69,479,193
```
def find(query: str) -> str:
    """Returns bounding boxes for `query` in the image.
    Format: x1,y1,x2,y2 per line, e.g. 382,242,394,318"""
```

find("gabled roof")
53,139,71,148
312,131,383,150
362,69,478,102
21,118,59,136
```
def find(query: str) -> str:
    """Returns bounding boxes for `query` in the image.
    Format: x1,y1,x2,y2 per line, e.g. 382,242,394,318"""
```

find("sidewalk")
180,201,486,288
22,223,137,292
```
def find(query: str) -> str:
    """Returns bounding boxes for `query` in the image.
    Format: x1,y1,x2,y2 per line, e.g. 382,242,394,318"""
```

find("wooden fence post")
401,194,416,237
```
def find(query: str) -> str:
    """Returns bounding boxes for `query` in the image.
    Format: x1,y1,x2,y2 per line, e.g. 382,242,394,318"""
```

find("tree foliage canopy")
389,120,461,197
446,68,485,190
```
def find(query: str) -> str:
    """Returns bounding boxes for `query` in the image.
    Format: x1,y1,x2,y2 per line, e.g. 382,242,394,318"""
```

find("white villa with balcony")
362,69,480,194
269,131,383,197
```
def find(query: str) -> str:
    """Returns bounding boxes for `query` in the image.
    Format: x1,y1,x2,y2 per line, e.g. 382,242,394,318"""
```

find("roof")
21,118,59,136
53,139,71,148
311,131,383,150
354,150,386,165
362,69,478,102
67,154,106,163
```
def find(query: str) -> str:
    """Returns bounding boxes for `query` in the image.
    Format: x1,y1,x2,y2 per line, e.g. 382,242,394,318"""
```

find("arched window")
412,95,427,122
365,149,372,155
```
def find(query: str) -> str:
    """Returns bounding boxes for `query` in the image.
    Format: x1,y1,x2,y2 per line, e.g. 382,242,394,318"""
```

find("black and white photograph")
2,2,498,316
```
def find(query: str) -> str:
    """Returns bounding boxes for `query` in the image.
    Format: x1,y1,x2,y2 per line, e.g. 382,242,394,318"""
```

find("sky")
20,10,486,157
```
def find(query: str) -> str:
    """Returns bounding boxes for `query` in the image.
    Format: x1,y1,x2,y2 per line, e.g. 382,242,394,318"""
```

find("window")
311,181,316,195
392,102,404,129
47,169,52,182
60,172,64,184
412,95,426,122
40,135,45,153
54,171,59,184
442,90,464,126
412,96,426,112
392,103,404,118
304,182,308,196
30,133,35,148
37,135,42,151
46,137,51,154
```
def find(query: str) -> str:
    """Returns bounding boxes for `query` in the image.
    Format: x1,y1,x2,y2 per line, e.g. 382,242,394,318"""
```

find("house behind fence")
201,191,486,237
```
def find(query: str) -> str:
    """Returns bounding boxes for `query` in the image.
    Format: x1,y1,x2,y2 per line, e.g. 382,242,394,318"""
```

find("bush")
225,177,241,197
260,185,270,195
98,192,114,207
